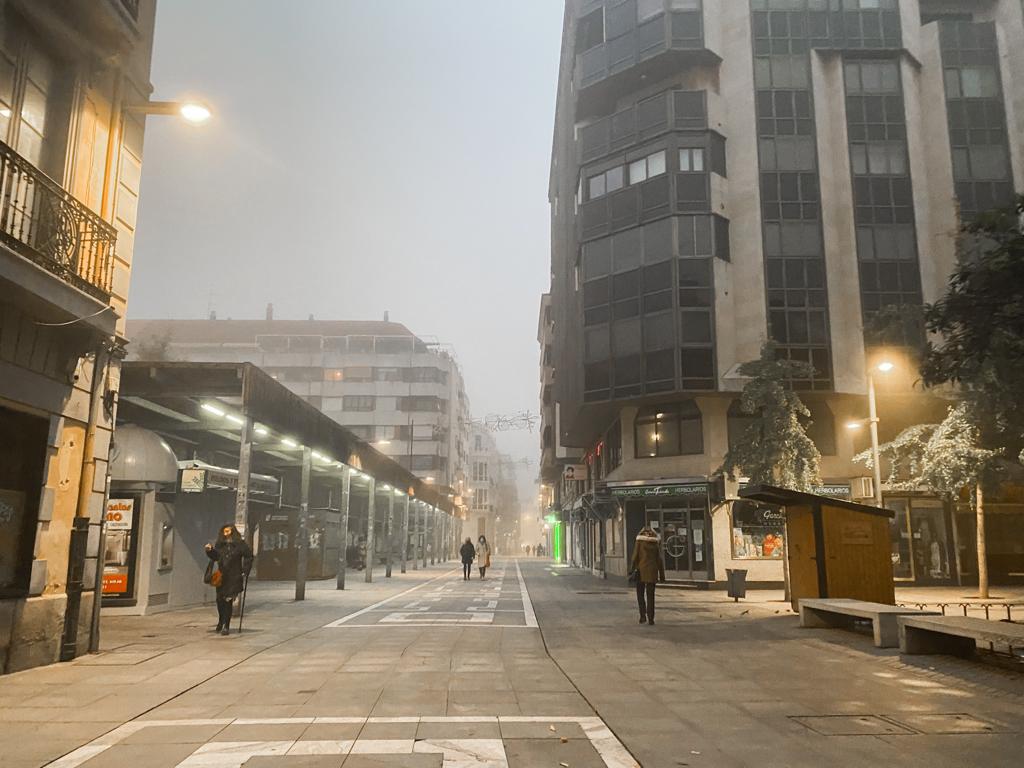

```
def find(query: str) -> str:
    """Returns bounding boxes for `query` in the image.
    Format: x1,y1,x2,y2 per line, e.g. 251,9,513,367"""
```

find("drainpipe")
85,70,126,654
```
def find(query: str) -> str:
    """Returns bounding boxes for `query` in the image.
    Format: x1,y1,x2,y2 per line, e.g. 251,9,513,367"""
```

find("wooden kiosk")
739,485,895,611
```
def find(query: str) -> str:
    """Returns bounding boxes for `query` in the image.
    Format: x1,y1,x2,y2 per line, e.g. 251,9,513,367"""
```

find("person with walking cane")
204,523,253,636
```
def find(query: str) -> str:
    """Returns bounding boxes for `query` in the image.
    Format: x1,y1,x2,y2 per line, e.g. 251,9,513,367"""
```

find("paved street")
1,559,1022,768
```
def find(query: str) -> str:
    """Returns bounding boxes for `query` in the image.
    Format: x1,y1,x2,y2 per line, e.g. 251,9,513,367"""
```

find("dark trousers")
216,596,233,628
479,565,487,579
462,562,472,579
635,581,655,621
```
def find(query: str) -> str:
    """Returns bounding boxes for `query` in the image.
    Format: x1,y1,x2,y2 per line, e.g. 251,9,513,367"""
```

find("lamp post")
124,99,212,124
847,360,895,508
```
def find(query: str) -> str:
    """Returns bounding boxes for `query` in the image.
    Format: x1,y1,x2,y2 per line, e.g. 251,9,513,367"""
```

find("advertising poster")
102,497,136,596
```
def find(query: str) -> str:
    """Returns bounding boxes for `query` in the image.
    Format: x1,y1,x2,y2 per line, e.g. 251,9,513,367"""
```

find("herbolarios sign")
608,483,707,498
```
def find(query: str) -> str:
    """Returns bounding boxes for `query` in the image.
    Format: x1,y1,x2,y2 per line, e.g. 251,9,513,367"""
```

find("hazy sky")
131,0,564,473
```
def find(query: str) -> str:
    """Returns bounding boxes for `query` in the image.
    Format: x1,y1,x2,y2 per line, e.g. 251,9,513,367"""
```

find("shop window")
730,500,785,559
635,401,702,458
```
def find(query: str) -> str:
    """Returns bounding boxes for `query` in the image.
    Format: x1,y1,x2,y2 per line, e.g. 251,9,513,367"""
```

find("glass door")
661,508,691,578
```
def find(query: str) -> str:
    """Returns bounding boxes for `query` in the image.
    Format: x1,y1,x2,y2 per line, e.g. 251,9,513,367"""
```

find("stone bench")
898,614,1024,657
799,598,940,648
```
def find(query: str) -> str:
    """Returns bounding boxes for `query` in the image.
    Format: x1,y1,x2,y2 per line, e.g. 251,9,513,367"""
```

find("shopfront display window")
730,500,785,559
886,496,953,584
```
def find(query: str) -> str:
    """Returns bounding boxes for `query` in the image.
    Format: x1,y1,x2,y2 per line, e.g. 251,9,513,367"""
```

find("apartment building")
126,315,472,502
547,0,1024,587
468,427,521,556
0,0,157,672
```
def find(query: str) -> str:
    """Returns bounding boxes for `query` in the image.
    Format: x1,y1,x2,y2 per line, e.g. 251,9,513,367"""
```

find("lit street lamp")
125,99,213,124
846,360,895,508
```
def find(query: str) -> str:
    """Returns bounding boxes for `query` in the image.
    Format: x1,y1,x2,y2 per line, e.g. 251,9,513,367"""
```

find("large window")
0,26,64,175
730,500,785,560
472,461,489,482
634,402,702,458
342,396,375,412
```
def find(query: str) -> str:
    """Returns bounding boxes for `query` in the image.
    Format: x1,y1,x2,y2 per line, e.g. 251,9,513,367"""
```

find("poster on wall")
102,497,136,596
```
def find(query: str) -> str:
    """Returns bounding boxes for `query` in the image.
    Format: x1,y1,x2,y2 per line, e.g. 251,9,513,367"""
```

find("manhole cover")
791,715,914,736
886,713,1006,734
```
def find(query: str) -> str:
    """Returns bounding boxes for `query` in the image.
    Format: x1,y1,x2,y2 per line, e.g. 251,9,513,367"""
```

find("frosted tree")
720,344,821,492
855,403,1000,597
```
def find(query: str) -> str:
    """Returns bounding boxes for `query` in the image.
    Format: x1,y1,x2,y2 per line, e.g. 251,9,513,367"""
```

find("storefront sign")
815,483,852,499
609,483,707,499
105,499,134,530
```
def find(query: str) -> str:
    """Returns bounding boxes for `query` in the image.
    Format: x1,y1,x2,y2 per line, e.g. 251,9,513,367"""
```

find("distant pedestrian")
476,535,491,579
459,537,476,580
630,526,665,626
204,523,253,635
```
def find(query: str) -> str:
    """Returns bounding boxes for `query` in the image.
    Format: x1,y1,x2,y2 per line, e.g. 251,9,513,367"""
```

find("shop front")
606,481,713,582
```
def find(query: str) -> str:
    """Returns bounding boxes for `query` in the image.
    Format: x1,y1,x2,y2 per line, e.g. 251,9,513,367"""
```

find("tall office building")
547,1,1024,587
127,316,472,501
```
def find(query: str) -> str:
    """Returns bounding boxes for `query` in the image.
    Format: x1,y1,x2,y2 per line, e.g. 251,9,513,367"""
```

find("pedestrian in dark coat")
205,523,253,635
630,526,665,625
459,538,476,581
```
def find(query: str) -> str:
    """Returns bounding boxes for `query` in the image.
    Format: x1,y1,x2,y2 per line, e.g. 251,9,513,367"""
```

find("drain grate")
885,713,1006,735
791,715,914,736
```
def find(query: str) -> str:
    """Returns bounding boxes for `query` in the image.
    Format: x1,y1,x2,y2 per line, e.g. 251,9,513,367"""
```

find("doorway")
645,504,710,580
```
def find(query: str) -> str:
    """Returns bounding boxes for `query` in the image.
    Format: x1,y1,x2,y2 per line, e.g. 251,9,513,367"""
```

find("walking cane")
237,574,249,635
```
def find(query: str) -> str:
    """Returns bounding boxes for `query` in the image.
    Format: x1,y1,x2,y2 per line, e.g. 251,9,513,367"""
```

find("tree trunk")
976,483,989,599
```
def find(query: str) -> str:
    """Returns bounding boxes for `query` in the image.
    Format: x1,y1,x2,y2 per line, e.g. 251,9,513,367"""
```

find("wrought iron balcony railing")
0,141,116,301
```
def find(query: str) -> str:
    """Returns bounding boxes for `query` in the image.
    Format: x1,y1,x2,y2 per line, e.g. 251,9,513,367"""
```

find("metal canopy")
118,362,452,512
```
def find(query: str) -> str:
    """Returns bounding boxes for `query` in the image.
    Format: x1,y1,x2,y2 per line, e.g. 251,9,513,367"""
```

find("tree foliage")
922,195,1024,456
854,403,1000,496
720,344,821,491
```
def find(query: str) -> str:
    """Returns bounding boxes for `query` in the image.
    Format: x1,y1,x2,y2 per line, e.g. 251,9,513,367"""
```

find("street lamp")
847,360,895,508
125,99,213,124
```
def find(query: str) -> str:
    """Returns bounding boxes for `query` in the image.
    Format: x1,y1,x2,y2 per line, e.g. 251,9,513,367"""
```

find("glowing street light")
125,99,213,125
850,359,897,507
178,102,212,124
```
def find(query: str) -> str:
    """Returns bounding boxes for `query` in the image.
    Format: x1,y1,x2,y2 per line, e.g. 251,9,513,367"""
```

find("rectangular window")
344,366,373,382
342,396,376,412
730,501,786,559
678,147,705,172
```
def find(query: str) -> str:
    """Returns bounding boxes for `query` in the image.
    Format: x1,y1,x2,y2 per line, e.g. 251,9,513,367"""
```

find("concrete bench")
898,614,1024,657
799,598,939,648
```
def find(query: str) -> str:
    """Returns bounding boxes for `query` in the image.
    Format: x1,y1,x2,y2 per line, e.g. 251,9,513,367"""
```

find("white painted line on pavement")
323,568,457,627
515,559,538,628
46,716,636,768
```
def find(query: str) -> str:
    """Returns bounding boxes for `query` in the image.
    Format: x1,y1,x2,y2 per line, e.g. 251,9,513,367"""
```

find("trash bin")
726,568,747,601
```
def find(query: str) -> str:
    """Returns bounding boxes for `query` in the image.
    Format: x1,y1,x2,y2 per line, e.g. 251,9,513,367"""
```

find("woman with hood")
204,523,253,635
459,537,476,580
630,525,665,625
476,535,491,580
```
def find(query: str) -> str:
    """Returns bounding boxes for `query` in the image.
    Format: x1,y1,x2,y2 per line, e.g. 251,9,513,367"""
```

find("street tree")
921,195,1024,458
720,344,821,492
855,403,1000,597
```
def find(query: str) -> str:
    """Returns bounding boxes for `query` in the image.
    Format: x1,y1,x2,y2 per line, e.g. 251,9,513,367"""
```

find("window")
347,425,373,440
343,396,375,412
411,454,438,471
289,336,321,352
348,336,374,353
576,7,605,52
945,66,999,99
399,396,444,412
638,0,663,23
324,369,344,381
474,434,483,451
0,29,63,174
634,401,703,458
472,461,489,482
375,336,413,354
474,487,489,510
678,147,705,172
344,366,373,382
605,421,622,473
375,367,402,382
730,501,785,559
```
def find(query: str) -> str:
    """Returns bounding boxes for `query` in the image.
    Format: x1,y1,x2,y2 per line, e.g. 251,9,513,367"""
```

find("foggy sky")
130,0,564,483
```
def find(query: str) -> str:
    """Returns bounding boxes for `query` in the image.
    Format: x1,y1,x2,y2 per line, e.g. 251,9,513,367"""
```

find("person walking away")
205,523,253,635
459,537,476,580
630,525,665,625
476,535,491,579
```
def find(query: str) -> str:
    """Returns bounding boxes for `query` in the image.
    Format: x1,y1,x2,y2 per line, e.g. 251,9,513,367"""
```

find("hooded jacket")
206,525,253,599
630,530,666,583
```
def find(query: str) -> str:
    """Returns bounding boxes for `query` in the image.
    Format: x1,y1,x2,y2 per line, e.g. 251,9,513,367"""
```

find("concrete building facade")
127,317,473,504
547,0,1024,587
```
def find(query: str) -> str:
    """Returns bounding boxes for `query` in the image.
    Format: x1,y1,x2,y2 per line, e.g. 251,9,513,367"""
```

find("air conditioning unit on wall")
851,477,875,500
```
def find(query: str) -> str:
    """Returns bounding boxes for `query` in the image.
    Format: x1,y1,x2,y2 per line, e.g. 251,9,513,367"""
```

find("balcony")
0,141,116,301
579,90,709,164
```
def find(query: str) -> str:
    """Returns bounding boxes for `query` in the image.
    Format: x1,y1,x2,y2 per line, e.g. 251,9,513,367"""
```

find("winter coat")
630,532,665,584
460,541,476,564
206,539,253,599
476,540,491,567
